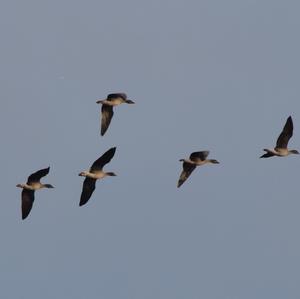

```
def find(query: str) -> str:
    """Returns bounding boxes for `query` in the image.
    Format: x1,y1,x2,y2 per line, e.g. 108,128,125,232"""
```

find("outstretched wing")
101,105,114,136
21,189,35,219
27,167,50,183
190,151,209,162
276,116,293,149
90,147,116,172
177,162,196,188
79,178,96,206
107,93,127,101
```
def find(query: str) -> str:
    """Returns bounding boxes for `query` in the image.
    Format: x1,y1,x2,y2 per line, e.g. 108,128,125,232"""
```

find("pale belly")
274,148,289,156
186,159,207,166
26,182,43,190
87,171,106,179
104,99,123,106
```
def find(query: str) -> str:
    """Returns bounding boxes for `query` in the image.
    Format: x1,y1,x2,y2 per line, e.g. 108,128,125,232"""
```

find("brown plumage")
96,93,135,136
79,147,117,206
177,151,219,188
101,105,114,136
16,167,54,220
260,116,299,158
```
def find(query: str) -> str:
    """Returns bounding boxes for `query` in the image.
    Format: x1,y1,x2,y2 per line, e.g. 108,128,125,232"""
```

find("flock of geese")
16,93,299,220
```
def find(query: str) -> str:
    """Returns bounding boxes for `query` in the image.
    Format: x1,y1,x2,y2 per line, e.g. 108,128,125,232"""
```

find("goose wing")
90,147,116,172
276,116,293,149
177,162,196,188
27,167,50,183
101,105,114,136
107,93,127,101
21,189,35,219
190,151,209,162
79,178,96,206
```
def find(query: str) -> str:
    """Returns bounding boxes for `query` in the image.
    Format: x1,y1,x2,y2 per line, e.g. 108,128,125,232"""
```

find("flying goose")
16,167,54,220
79,147,117,206
260,116,299,158
177,151,219,188
96,93,135,136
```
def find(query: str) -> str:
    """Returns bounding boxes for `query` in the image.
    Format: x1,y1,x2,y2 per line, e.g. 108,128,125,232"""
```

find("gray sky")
1,0,300,298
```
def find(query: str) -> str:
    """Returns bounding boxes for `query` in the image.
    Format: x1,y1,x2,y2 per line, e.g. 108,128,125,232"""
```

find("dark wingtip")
109,147,117,155
22,213,29,220
101,128,107,136
287,115,293,124
44,166,51,176
79,200,87,207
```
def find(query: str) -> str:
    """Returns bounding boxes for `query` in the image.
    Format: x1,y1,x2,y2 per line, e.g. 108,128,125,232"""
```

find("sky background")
1,0,300,298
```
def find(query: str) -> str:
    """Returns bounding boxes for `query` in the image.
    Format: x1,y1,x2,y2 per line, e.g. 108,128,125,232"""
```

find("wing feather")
190,151,209,162
276,116,293,149
79,178,96,206
107,93,127,101
177,162,196,188
101,105,114,136
21,189,35,219
27,167,50,183
90,147,116,172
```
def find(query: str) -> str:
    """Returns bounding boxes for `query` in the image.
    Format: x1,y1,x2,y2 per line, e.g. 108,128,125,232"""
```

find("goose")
79,147,117,206
16,167,54,220
177,151,219,188
260,116,299,158
96,93,135,136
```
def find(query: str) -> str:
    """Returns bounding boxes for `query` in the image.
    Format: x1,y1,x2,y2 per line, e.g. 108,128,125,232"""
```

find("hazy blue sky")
1,0,300,298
